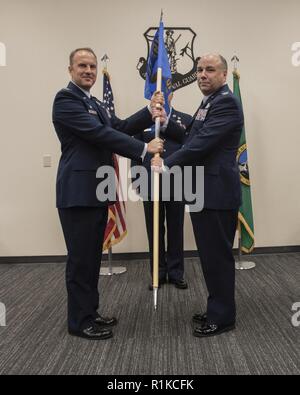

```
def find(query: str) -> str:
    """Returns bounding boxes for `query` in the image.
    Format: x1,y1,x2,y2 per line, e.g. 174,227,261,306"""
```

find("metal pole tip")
153,288,158,310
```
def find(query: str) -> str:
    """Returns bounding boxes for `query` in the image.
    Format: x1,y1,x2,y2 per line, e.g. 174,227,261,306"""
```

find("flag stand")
100,247,127,276
99,53,127,276
235,221,256,270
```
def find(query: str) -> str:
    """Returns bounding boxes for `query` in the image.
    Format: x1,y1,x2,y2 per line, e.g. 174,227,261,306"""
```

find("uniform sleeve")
165,96,243,168
110,107,154,135
53,91,146,161
162,119,186,143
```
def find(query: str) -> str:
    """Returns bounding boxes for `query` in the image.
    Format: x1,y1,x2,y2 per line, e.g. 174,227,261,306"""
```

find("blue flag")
144,20,172,114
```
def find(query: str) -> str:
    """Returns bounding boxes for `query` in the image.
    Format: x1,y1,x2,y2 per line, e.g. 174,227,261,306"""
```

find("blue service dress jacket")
52,82,154,208
164,84,244,210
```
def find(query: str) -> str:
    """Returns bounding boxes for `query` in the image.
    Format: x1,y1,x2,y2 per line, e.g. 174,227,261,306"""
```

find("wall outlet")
43,155,52,167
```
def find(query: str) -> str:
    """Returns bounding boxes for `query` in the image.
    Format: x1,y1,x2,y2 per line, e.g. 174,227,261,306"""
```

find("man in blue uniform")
52,48,165,340
152,54,244,337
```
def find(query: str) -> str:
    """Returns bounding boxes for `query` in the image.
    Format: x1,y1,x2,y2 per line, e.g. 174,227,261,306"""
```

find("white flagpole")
153,10,164,310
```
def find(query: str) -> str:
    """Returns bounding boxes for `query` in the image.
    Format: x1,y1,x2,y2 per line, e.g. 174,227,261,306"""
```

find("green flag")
233,70,255,253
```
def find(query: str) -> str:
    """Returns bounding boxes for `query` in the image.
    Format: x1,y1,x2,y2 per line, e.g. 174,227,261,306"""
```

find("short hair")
69,48,97,66
219,55,228,71
197,54,228,71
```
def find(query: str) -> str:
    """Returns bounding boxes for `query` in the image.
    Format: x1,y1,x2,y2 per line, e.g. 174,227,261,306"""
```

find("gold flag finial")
101,54,109,72
231,54,240,79
231,54,239,71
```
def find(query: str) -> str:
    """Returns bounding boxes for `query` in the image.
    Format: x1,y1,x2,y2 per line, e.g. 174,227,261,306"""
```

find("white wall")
0,0,299,256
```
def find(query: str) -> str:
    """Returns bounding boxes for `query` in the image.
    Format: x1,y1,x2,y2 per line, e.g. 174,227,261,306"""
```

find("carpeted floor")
0,253,299,375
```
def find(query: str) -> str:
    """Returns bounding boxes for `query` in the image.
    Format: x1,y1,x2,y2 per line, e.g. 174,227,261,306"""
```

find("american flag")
102,70,127,250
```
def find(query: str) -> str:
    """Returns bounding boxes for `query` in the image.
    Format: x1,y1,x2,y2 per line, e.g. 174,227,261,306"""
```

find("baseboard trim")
0,245,300,264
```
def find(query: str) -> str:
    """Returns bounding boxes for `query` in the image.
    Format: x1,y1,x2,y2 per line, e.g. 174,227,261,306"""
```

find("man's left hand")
150,91,165,109
151,107,167,124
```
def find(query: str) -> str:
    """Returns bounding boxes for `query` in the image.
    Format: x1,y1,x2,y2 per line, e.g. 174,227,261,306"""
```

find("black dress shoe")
193,323,235,338
148,278,167,291
192,312,207,324
69,325,113,340
169,278,188,289
94,314,118,327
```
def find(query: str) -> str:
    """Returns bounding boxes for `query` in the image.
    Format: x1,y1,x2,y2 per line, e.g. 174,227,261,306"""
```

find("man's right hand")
150,91,165,111
147,137,164,154
151,156,164,173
